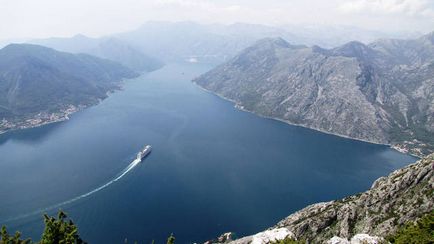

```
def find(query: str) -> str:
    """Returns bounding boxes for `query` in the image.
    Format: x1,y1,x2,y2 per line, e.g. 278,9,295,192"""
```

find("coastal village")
0,105,81,134
391,140,430,158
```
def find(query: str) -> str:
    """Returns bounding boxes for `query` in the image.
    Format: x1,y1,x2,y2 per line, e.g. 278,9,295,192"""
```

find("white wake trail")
2,158,142,224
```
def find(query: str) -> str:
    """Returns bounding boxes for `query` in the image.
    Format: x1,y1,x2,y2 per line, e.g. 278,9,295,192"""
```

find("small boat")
136,145,152,161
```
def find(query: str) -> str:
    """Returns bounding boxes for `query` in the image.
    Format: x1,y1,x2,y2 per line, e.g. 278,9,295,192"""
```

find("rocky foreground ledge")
207,154,433,244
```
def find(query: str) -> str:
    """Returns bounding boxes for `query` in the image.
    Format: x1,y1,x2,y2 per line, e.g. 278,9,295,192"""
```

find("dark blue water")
0,63,415,243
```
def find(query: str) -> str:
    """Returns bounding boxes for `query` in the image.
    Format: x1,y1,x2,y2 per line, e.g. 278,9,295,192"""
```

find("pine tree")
166,233,175,244
0,226,31,244
39,210,85,244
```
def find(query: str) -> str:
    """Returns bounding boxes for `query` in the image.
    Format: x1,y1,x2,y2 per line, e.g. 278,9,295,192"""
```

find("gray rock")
210,154,433,244
194,33,434,156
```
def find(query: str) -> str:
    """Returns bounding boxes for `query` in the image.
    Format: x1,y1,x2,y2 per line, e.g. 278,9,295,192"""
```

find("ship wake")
2,158,142,224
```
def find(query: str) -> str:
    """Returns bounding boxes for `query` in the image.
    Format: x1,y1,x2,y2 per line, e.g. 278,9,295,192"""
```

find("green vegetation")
1,211,178,244
387,211,434,244
269,237,305,244
3,210,433,244
1,211,84,244
0,44,137,123
40,211,85,244
0,226,31,244
166,233,175,244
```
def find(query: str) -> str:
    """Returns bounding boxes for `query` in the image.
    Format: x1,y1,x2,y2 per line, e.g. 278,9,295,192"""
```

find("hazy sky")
1,0,433,39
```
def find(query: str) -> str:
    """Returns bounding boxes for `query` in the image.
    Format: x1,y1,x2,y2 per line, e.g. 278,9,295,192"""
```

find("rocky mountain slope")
194,33,434,157
29,35,163,72
0,44,138,133
209,154,433,243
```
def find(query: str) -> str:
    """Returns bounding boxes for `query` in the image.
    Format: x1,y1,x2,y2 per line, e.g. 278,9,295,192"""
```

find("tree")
387,211,434,244
166,233,175,244
39,210,85,244
270,237,305,244
0,226,31,244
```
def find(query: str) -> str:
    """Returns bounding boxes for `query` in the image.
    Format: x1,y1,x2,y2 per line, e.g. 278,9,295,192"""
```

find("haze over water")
0,63,415,243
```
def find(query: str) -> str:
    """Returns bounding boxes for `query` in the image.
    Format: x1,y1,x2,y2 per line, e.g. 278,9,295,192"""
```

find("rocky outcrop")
194,33,434,157
211,154,433,244
205,232,237,244
327,234,384,244
225,228,295,244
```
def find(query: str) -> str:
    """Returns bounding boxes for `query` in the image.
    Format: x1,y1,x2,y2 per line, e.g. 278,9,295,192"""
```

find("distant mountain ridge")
194,32,434,156
22,22,419,65
88,38,163,72
0,43,138,133
112,21,300,62
112,21,419,64
29,35,163,72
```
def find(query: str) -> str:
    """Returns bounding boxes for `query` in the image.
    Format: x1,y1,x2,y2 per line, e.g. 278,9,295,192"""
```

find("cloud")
0,0,432,40
155,0,213,9
338,0,434,17
155,0,257,15
153,0,286,25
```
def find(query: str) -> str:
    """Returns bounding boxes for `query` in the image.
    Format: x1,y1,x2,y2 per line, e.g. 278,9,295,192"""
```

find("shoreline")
0,73,424,159
193,82,422,159
0,116,70,136
0,81,127,137
0,105,86,136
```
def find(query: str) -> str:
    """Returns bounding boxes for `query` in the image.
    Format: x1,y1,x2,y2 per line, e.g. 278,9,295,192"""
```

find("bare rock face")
350,234,384,244
280,154,433,242
327,236,351,244
204,232,236,244
204,154,433,244
327,234,384,244
194,33,434,156
226,228,295,244
229,154,433,244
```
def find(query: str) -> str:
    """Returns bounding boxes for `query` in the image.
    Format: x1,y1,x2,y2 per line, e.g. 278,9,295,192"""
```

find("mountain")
0,38,29,49
194,33,434,157
26,22,416,65
209,154,434,243
113,21,419,64
0,44,138,133
114,22,298,63
29,35,163,72
281,24,421,49
88,38,163,72
28,34,99,53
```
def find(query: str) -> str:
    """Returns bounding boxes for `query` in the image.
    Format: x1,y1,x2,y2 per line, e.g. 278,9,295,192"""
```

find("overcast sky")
1,0,433,39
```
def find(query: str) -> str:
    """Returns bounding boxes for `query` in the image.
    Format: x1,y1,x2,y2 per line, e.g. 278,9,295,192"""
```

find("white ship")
136,145,152,161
